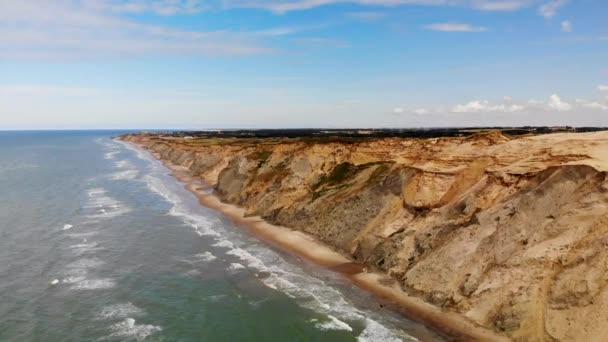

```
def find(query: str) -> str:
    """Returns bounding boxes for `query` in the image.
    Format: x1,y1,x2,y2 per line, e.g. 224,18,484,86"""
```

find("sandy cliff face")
121,131,608,341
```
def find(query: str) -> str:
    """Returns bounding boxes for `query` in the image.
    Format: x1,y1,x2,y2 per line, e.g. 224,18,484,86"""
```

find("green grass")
255,150,273,168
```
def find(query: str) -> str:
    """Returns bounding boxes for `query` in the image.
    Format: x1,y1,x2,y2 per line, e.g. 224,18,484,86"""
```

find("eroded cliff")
121,131,608,341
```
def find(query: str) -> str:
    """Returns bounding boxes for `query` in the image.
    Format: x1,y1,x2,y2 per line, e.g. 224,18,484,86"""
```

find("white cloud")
0,0,285,59
538,0,568,18
83,0,206,16
452,99,524,113
472,0,532,11
414,108,429,115
223,0,534,14
560,20,572,32
425,23,488,32
598,85,608,92
393,107,405,114
547,94,571,111
575,99,608,111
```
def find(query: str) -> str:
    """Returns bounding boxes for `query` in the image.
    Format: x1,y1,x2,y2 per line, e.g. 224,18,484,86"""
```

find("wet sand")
130,142,510,342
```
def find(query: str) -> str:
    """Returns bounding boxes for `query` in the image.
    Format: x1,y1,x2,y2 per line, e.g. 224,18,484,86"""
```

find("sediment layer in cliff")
121,131,608,341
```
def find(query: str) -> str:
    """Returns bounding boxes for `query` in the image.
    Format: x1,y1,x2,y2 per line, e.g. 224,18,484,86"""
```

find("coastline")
125,140,510,342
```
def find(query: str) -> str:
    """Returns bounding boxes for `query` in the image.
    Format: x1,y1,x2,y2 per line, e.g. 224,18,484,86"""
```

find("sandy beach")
132,141,510,342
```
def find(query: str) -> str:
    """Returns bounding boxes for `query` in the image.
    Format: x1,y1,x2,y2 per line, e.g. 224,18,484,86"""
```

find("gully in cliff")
121,129,608,341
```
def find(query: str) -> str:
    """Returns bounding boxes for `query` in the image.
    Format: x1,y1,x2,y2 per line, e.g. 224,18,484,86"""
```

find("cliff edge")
121,130,608,341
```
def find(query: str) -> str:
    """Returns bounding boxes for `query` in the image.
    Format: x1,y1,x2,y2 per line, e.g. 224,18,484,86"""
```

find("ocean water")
0,131,443,342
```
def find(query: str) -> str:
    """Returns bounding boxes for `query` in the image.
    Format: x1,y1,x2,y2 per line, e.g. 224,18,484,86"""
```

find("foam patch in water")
194,251,217,262
109,170,138,180
70,278,116,290
98,303,143,320
142,174,221,238
228,263,246,271
65,258,105,270
106,318,162,341
62,276,87,284
312,315,353,332
114,160,133,169
85,187,131,219
104,151,119,160
211,240,234,249
62,224,73,230
226,248,267,271
358,318,412,342
68,242,104,256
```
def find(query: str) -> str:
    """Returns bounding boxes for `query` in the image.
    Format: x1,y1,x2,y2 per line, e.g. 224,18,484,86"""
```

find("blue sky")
0,0,607,129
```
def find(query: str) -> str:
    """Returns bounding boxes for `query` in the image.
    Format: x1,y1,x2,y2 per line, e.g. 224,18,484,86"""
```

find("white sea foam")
98,303,143,320
65,258,105,270
211,240,234,249
107,318,162,341
87,188,107,197
65,232,98,239
62,224,73,230
228,263,246,271
116,139,155,162
313,315,353,332
142,174,220,238
62,276,87,284
104,151,119,160
109,169,138,180
68,242,101,252
85,187,131,219
358,318,412,342
60,257,106,288
115,160,134,169
203,294,228,302
226,248,266,271
194,251,217,262
50,279,59,285
70,278,115,290
68,242,105,256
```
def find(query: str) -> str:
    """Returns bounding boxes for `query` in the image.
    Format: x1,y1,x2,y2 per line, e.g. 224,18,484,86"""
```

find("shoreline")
126,140,510,342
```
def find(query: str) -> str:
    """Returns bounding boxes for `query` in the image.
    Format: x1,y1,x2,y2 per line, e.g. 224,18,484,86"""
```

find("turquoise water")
0,131,442,342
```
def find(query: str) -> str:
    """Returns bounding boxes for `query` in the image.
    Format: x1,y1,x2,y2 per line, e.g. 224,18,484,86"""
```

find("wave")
70,278,115,290
143,174,220,238
63,224,74,230
228,263,246,271
104,318,162,342
104,151,119,160
359,318,414,342
98,303,143,320
68,242,104,256
85,187,131,219
109,170,138,181
114,160,134,169
311,315,353,332
65,232,99,239
194,251,217,262
211,240,234,249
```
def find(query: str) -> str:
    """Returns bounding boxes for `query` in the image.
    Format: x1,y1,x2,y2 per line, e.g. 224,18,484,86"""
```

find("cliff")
121,131,608,341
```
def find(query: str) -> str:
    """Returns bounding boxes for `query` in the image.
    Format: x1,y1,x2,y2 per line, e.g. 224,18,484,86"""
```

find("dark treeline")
145,127,608,140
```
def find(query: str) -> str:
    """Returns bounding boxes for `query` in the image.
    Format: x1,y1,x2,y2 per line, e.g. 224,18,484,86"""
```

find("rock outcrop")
121,131,608,341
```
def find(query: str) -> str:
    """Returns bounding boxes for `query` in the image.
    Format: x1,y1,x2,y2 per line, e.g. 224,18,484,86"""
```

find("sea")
0,131,444,342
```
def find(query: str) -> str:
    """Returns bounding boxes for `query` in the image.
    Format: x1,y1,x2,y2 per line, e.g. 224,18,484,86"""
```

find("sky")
0,0,607,129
